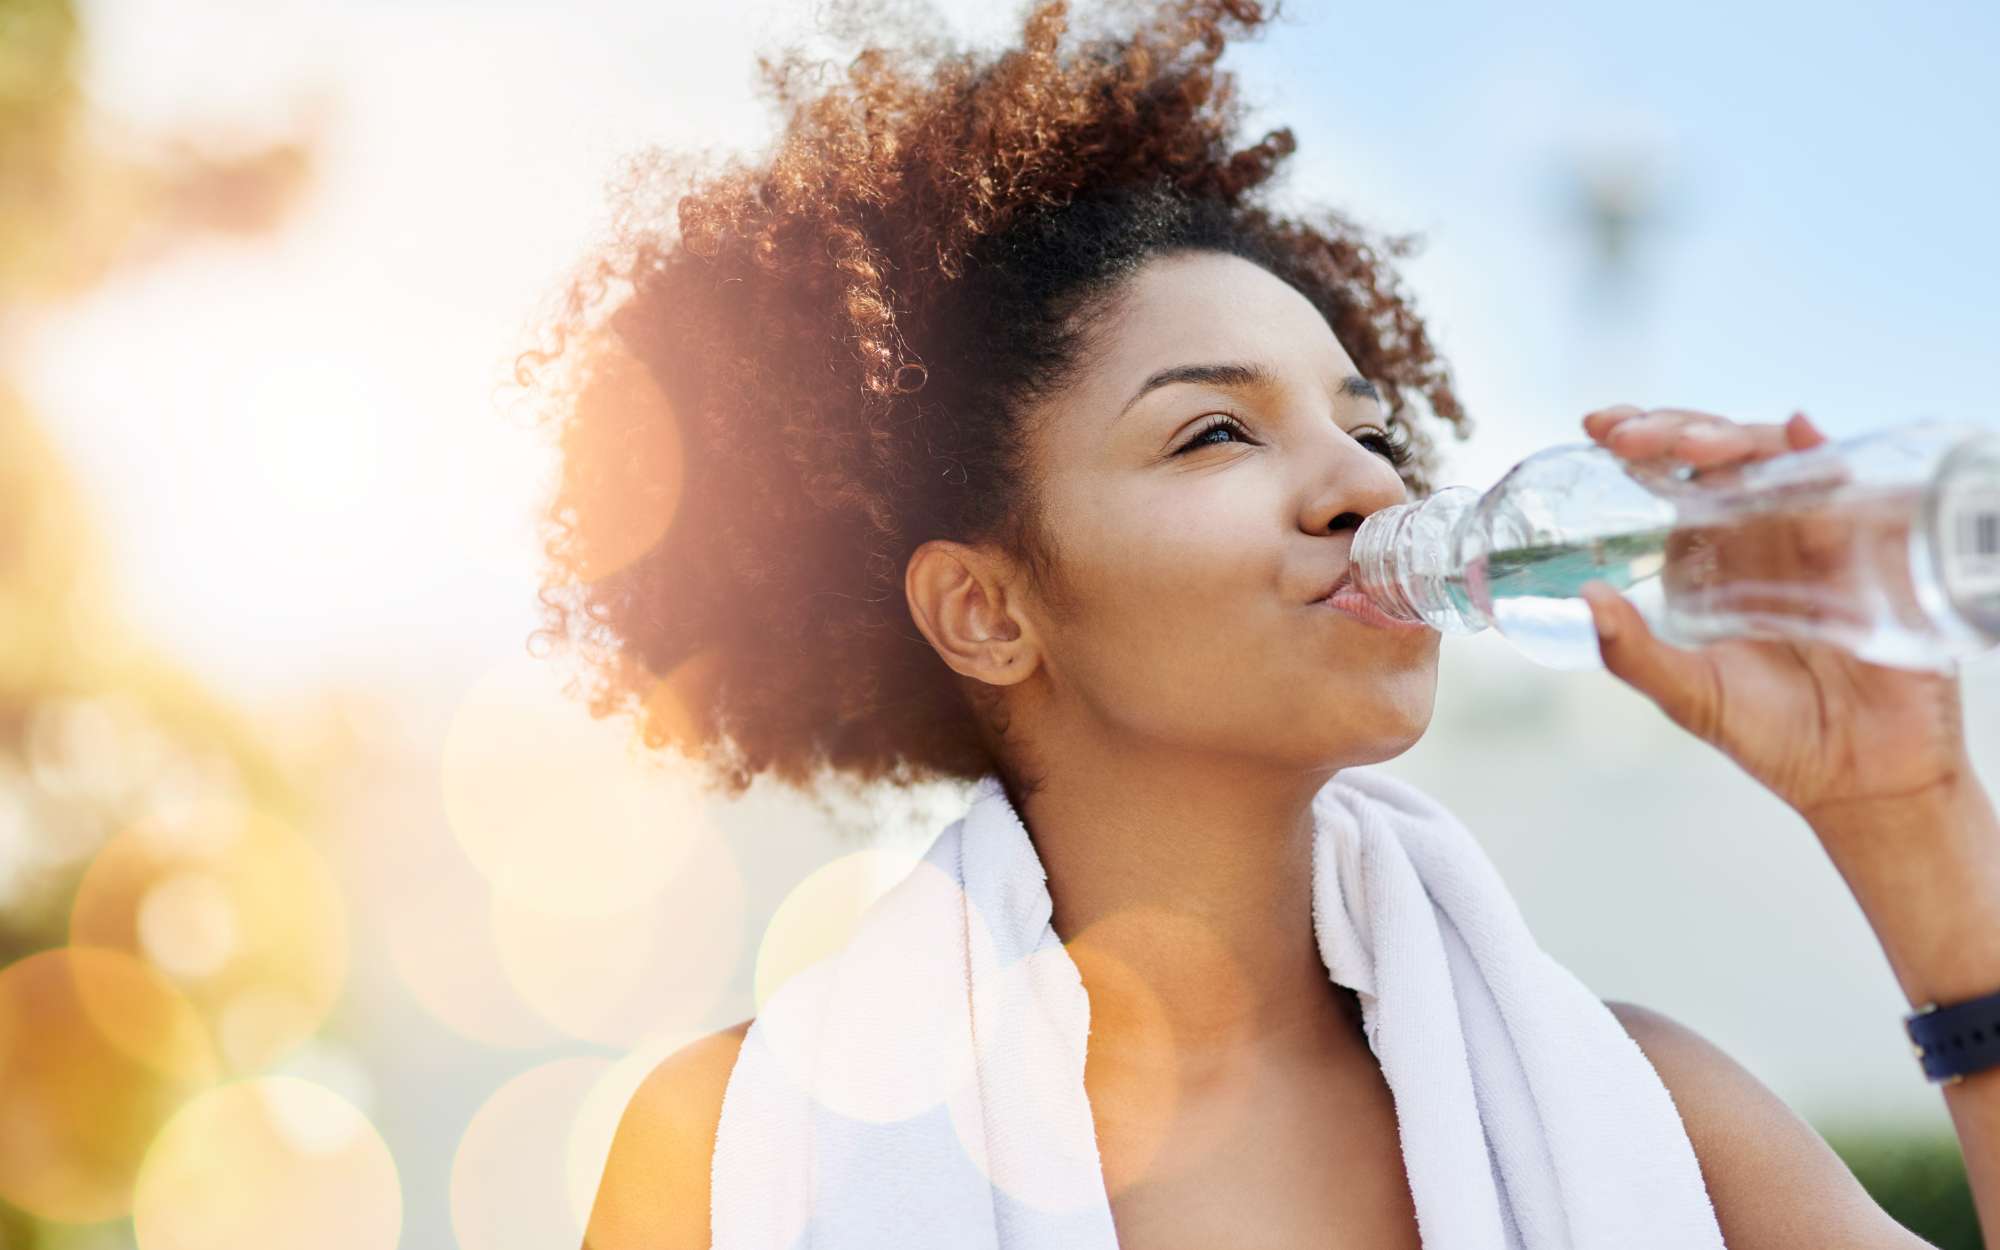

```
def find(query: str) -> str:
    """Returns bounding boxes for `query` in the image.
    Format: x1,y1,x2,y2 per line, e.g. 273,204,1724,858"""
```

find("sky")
25,0,2000,704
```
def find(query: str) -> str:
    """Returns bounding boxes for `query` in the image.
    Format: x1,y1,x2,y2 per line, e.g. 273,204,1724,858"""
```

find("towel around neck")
709,765,1725,1249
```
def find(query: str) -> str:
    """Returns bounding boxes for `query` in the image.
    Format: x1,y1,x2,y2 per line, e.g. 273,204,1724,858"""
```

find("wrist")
1797,756,1984,844
1804,774,2000,1010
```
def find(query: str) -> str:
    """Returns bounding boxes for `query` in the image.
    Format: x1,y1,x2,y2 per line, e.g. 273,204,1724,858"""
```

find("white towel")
711,765,1725,1249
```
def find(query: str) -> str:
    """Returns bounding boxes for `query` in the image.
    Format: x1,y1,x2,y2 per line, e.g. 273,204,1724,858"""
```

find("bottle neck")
1350,486,1483,631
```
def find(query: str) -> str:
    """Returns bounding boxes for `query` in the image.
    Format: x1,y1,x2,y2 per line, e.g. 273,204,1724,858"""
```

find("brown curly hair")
515,0,1471,805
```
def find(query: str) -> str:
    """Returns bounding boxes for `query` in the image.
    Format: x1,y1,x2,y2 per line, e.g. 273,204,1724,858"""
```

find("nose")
1300,438,1413,536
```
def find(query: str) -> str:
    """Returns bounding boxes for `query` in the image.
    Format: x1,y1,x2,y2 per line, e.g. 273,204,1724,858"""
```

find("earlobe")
904,540,1037,686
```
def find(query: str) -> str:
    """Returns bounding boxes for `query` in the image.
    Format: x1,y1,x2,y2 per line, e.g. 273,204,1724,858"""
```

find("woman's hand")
1576,404,1975,833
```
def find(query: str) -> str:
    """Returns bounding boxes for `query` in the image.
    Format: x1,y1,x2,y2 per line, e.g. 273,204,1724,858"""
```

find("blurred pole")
1553,139,1673,415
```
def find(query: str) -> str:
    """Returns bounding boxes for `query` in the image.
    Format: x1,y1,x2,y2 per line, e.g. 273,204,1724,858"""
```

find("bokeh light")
559,342,685,584
131,1076,401,1250
561,1032,700,1230
25,693,159,809
451,1056,613,1250
135,870,238,979
751,844,924,1011
946,942,1150,1214
753,856,979,1126
0,760,41,911
71,812,349,1072
1047,911,1203,1198
490,822,746,1046
0,947,219,1223
637,648,723,757
376,836,564,1050
441,653,708,916
137,749,255,861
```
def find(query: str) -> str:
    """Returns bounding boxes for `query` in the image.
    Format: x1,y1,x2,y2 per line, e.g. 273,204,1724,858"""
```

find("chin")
1362,723,1431,764
1332,685,1437,760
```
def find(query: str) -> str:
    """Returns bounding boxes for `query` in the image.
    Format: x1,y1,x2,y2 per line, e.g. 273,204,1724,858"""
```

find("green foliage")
0,0,82,297
1821,1122,1981,1250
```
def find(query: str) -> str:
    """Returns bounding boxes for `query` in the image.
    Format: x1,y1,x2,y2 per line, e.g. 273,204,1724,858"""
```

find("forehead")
1080,251,1360,393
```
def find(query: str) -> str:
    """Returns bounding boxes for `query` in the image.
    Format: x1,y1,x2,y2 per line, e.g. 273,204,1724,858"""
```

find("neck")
1009,743,1363,1089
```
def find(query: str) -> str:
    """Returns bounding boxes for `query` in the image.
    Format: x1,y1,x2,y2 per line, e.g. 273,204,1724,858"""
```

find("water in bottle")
1347,418,2000,673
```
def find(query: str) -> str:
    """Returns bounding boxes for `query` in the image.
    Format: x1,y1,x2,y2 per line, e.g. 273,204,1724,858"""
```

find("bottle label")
1940,474,2000,602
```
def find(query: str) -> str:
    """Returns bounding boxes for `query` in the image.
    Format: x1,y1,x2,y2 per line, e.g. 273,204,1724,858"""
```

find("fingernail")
1584,584,1619,640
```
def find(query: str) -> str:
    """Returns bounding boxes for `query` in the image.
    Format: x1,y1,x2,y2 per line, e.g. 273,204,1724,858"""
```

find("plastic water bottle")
1347,418,2000,673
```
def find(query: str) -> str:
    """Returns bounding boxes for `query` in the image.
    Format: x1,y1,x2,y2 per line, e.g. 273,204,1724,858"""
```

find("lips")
1329,587,1431,634
1312,568,1431,632
1311,569,1353,604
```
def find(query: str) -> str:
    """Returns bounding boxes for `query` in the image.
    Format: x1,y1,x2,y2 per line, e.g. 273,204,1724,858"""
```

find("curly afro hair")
515,0,1471,804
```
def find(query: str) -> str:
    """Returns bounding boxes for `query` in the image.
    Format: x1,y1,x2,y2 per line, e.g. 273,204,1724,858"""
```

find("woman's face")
1017,249,1441,774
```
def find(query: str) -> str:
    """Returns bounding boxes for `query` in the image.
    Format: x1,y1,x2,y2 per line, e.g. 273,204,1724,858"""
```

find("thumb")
1580,581,1721,740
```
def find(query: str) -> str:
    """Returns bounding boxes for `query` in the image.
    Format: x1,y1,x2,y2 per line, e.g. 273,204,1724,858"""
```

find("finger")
1609,413,1794,470
1583,404,1647,442
1579,580,1722,741
1669,420,1794,469
1602,408,1728,459
1785,410,1830,451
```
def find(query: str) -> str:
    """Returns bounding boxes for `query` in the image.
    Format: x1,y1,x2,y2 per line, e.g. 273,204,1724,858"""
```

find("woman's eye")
1357,429,1415,467
1171,415,1413,466
1173,415,1249,455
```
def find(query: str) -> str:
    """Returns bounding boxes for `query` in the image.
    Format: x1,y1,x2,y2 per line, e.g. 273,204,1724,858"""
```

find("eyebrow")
1117,361,1380,421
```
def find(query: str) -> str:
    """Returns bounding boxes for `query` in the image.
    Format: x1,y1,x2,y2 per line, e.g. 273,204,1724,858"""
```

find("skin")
900,249,1438,1215
583,253,1958,1248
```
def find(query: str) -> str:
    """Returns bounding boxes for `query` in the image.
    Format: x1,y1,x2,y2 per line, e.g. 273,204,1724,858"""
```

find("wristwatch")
1905,986,2000,1085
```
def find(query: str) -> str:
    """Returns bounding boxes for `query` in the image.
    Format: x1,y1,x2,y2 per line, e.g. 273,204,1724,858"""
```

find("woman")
521,0,1999,1244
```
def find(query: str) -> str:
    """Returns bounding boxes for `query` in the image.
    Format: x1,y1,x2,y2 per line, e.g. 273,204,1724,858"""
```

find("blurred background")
4,0,1997,1246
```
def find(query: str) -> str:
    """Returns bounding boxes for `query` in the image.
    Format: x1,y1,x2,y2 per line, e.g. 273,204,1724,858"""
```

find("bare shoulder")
1603,999,1936,1250
582,1018,753,1250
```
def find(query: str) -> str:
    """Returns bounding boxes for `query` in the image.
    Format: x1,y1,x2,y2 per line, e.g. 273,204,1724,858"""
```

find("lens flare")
132,1076,401,1250
752,844,924,1010
944,943,1150,1213
560,343,685,584
451,1056,611,1250
139,750,252,859
754,855,980,1126
490,822,745,1046
561,1032,702,1231
441,654,707,917
135,870,239,979
377,841,561,1050
71,813,348,1071
0,947,218,1223
636,649,720,757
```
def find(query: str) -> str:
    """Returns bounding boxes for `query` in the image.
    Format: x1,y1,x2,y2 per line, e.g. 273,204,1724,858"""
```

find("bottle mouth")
1348,504,1425,623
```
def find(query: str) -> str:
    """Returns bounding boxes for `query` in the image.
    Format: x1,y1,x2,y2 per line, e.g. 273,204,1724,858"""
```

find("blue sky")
1216,0,2000,482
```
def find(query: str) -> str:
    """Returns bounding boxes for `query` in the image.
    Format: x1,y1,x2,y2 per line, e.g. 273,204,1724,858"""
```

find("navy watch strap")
1905,985,2000,1085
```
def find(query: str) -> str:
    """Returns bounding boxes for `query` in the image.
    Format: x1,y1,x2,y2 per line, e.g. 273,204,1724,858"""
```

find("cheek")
1034,470,1439,761
1034,481,1299,733
1040,481,1279,659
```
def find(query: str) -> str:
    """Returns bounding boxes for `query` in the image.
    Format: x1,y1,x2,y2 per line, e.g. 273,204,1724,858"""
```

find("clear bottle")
1348,418,2000,673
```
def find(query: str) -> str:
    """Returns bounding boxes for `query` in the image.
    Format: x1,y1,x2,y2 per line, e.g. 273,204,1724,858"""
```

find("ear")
904,539,1040,687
